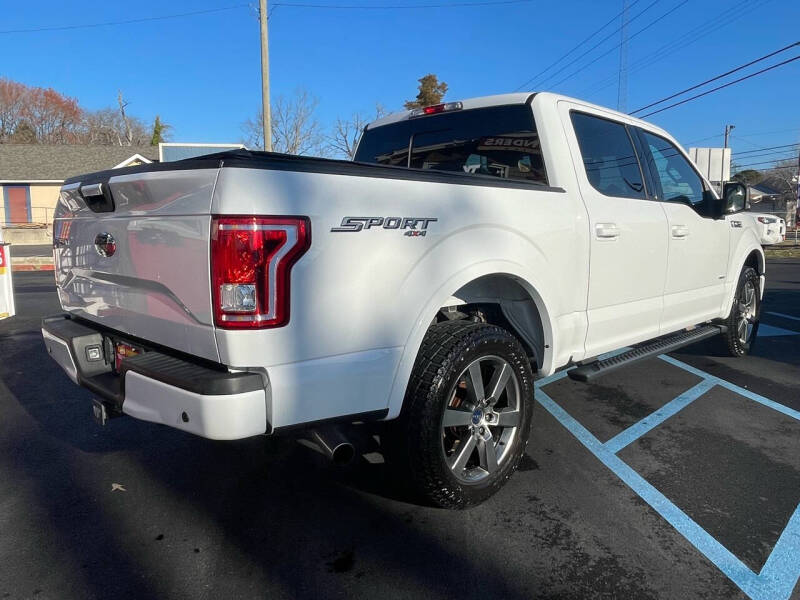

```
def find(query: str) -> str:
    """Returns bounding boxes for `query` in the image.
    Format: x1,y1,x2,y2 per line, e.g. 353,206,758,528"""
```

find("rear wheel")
387,320,534,509
722,266,760,356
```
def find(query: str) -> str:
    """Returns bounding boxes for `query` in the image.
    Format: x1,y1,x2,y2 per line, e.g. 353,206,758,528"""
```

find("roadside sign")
0,244,16,320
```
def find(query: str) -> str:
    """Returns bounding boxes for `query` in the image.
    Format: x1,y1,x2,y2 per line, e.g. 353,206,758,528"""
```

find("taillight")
757,216,769,224
211,216,310,329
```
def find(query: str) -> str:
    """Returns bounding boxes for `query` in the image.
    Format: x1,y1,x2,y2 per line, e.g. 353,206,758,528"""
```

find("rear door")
635,129,729,333
561,104,668,356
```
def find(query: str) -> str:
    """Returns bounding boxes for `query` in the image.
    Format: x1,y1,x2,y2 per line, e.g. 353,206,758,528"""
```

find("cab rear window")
354,105,548,186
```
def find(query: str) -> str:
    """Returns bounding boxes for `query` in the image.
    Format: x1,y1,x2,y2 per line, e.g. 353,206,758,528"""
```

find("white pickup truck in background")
42,92,764,508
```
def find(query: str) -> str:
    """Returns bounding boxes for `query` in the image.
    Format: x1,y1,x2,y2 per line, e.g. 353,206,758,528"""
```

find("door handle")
671,224,689,238
595,223,620,239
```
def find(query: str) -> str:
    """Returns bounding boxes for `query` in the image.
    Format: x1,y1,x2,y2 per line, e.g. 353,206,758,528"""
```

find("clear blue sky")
2,0,799,161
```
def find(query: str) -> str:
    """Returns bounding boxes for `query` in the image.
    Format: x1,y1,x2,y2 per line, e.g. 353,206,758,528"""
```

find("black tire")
386,320,535,509
722,266,760,356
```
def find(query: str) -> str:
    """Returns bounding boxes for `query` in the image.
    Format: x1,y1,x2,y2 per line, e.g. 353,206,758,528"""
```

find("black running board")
568,325,727,382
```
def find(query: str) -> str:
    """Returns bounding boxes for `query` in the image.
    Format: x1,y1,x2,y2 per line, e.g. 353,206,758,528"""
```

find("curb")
12,264,55,272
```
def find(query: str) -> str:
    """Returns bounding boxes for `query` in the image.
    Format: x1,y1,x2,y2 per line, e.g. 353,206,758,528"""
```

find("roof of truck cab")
365,91,670,138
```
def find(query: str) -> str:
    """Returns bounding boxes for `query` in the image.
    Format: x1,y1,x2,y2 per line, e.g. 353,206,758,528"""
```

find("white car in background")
749,212,785,245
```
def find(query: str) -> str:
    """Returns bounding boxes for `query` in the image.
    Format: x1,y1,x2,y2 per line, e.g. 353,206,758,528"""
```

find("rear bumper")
41,315,268,440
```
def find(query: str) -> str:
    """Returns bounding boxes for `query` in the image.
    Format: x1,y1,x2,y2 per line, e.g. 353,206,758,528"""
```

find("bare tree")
0,78,27,141
328,113,368,159
243,88,326,156
82,106,149,146
0,77,155,146
83,108,124,145
327,104,390,159
117,91,134,145
764,158,799,226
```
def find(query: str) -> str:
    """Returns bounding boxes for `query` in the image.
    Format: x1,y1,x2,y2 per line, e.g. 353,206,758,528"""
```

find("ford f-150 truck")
42,92,764,508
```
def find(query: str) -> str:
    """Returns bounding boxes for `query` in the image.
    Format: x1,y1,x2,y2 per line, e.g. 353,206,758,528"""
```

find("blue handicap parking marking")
761,312,800,337
758,323,800,337
535,354,800,600
765,311,800,323
602,378,717,454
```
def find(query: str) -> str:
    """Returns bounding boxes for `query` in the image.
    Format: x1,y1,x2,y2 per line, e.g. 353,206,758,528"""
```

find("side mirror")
722,181,748,214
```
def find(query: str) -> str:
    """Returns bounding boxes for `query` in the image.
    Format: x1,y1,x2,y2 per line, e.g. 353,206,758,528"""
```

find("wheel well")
744,249,764,275
438,275,546,370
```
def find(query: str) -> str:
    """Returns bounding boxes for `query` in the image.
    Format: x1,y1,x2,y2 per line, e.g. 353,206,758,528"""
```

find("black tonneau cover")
65,149,564,193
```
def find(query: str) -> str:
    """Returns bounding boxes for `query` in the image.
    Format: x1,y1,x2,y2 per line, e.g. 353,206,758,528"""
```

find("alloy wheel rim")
737,280,757,345
441,355,521,483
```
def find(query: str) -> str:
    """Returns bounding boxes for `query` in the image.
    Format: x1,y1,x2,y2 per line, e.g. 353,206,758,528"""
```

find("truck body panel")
45,91,764,437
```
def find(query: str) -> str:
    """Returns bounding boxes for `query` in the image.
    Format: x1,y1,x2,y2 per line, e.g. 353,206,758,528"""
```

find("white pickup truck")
42,92,764,508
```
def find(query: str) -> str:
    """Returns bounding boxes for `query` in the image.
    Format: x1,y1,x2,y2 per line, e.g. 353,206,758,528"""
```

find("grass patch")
765,246,800,259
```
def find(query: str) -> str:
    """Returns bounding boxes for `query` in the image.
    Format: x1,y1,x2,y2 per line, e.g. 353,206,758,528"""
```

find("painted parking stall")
535,318,800,600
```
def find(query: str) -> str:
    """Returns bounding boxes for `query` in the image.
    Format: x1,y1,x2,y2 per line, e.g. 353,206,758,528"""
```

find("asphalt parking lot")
1,260,798,600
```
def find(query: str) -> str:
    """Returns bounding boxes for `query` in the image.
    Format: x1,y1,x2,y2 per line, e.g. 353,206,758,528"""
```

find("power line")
578,0,769,97
731,150,799,165
684,133,723,145
732,156,799,170
736,126,800,138
512,0,644,92
733,143,800,157
0,0,530,34
0,4,250,34
515,0,660,91
631,41,800,114
546,0,690,91
685,127,800,148
273,0,534,8
639,54,800,118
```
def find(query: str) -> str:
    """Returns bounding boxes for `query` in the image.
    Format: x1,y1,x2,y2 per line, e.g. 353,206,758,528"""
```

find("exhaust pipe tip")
306,425,357,466
331,442,356,466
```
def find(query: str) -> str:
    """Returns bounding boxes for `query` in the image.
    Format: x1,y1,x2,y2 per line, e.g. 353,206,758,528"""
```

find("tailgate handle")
80,183,104,197
79,182,115,213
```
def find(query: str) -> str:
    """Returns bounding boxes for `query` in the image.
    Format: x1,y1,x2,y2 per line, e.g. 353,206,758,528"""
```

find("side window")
639,131,705,209
570,111,645,200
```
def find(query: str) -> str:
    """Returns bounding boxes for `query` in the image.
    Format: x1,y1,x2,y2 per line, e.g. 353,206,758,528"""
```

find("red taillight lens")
408,101,463,118
211,216,310,329
757,216,769,224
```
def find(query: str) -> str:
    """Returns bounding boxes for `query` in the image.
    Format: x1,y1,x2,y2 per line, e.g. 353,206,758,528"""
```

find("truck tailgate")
54,168,221,362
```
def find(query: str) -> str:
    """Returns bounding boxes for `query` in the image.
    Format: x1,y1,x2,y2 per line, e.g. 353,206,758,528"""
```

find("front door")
4,186,30,224
562,105,669,357
635,129,729,333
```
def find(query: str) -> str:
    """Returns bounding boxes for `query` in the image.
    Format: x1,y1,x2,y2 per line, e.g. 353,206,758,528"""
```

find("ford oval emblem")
95,232,116,257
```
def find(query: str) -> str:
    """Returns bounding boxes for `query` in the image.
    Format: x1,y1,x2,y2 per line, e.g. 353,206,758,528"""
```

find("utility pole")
617,0,629,112
722,124,735,190
723,124,735,148
259,0,272,152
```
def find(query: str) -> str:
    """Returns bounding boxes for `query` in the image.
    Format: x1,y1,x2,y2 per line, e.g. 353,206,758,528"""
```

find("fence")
0,207,54,226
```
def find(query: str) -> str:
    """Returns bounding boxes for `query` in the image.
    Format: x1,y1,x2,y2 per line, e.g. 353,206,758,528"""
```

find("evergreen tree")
150,115,169,146
404,74,448,110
